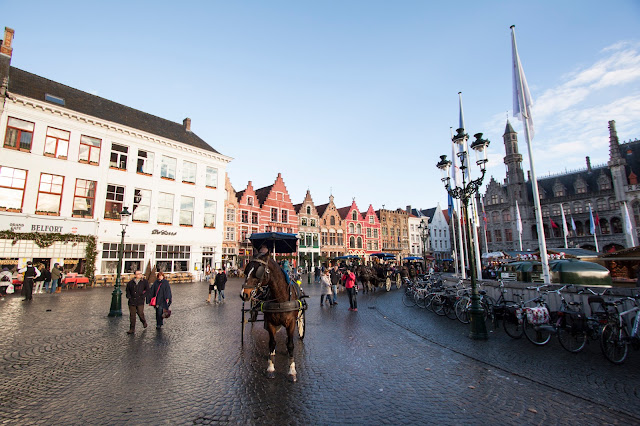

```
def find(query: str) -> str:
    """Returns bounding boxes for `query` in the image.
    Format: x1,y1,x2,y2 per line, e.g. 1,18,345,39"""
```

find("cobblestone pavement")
0,278,638,424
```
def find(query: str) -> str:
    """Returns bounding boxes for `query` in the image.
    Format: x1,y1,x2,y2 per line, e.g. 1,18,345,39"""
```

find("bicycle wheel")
557,320,588,353
523,318,552,346
422,292,435,309
402,290,417,307
445,298,458,320
503,314,524,339
482,295,496,324
600,323,629,364
455,297,471,324
432,295,446,316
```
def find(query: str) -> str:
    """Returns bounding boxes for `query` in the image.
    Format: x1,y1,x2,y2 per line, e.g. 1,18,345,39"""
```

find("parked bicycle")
600,296,640,364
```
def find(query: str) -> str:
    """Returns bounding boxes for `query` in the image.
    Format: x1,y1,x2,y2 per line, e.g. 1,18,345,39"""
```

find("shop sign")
152,229,177,236
1,217,95,235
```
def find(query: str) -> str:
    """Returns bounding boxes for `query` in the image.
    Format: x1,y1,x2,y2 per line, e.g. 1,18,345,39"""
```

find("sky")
3,1,640,212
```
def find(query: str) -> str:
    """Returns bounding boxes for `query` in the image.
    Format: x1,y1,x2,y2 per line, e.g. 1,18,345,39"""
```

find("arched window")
349,236,355,248
306,206,311,214
352,211,357,221
349,223,354,233
600,218,610,234
357,237,363,248
330,216,335,226
575,221,584,236
491,211,500,222
356,224,362,234
611,217,623,234
502,210,511,221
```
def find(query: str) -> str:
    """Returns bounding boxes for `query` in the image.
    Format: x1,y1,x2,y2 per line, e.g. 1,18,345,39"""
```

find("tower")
503,120,526,204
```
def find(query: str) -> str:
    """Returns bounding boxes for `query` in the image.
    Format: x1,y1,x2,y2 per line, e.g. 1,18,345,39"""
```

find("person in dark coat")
125,270,149,334
214,268,227,303
18,261,40,301
147,272,172,329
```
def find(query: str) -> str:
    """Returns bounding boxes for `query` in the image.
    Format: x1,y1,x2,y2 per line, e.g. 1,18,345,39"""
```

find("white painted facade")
0,94,231,276
408,216,424,256
428,203,451,260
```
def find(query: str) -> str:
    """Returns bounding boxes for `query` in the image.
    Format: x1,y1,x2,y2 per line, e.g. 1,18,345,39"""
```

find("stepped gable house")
317,195,345,259
294,190,320,269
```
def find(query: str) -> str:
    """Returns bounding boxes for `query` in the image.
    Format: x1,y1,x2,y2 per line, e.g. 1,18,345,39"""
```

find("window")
573,202,583,214
367,228,372,238
0,166,27,211
281,210,288,223
330,216,335,225
369,215,374,224
299,232,306,247
4,117,34,151
161,156,176,179
130,189,150,222
596,198,607,211
157,192,174,224
357,237,363,249
349,236,355,248
329,230,336,246
551,205,560,216
373,241,378,250
203,199,216,228
306,206,311,214
356,224,362,234
301,217,308,226
494,230,502,242
505,228,513,242
271,208,278,222
155,245,191,273
321,231,327,245
502,210,511,221
306,234,312,247
226,227,235,241
183,161,196,184
137,149,154,175
102,243,146,275
611,217,623,234
310,219,316,227
352,211,357,221
349,223,355,233
45,94,65,106
542,207,549,217
337,232,344,246
600,218,610,234
109,143,128,169
367,241,372,250
247,196,253,206
491,211,500,222
490,194,498,205
44,127,69,159
251,212,258,224
105,184,125,219
36,173,64,215
373,229,378,238
79,135,101,165
72,179,96,218
241,210,249,223
226,208,235,222
206,166,218,188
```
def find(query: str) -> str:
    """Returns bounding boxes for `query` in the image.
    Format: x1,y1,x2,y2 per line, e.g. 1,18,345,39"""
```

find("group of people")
125,270,172,333
317,264,358,311
205,267,227,304
0,261,64,301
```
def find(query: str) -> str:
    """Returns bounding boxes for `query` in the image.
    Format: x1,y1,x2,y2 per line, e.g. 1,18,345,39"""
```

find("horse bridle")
245,256,271,289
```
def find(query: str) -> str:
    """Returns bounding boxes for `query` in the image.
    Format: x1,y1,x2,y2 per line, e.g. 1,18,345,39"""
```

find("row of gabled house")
221,172,453,269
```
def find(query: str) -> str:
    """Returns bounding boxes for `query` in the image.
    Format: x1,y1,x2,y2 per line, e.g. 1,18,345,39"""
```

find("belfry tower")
503,120,526,204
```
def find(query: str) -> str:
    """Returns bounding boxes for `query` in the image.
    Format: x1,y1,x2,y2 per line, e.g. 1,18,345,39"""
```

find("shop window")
180,196,195,226
161,156,176,180
183,160,196,184
104,184,125,219
36,173,64,215
206,166,218,188
137,149,154,175
4,117,34,151
79,135,101,165
109,143,128,170
157,192,174,224
204,199,216,228
73,179,96,218
132,189,151,222
0,166,27,211
44,127,70,159
155,245,191,273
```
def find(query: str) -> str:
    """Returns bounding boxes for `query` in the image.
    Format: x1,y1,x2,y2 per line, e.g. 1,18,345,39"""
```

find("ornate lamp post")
418,219,430,271
437,129,490,340
108,206,131,317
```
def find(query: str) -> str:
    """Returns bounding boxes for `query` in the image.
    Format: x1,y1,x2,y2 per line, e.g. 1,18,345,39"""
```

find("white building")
0,27,231,278
408,214,428,256
427,203,451,262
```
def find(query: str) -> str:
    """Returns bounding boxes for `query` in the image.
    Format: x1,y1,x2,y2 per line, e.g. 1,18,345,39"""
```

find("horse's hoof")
289,374,297,383
266,371,276,379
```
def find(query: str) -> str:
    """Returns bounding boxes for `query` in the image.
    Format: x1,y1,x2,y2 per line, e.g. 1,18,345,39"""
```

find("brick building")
317,195,345,259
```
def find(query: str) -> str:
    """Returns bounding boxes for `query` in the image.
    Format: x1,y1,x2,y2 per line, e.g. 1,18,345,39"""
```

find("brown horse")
242,251,303,382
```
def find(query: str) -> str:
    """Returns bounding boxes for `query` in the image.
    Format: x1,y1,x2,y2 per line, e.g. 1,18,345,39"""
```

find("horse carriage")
357,253,402,292
240,232,308,381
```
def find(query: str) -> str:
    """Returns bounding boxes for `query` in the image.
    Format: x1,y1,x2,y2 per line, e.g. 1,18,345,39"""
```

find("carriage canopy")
248,232,298,254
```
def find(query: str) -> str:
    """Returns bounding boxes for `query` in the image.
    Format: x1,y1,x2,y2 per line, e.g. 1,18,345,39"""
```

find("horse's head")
240,251,273,300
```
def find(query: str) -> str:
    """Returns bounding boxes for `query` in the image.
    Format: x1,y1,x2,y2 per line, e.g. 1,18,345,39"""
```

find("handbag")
150,282,162,307
162,308,171,319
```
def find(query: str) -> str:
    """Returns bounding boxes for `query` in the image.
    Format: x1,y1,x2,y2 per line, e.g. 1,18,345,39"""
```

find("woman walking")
343,267,357,312
148,272,172,329
320,269,334,306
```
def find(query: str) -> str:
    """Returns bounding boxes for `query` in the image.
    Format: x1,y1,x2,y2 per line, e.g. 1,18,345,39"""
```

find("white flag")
515,201,523,235
624,201,634,237
560,205,569,237
451,135,462,187
511,26,534,139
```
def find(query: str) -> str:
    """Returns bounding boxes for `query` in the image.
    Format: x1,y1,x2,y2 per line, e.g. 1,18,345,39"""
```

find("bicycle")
600,296,640,364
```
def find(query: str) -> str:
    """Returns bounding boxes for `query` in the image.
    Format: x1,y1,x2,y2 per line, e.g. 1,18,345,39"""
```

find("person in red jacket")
343,267,357,312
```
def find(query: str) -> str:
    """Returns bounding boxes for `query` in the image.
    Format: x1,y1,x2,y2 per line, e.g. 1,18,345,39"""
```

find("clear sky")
4,1,640,212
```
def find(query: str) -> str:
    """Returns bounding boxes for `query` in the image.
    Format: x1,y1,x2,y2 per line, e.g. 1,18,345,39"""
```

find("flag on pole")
511,26,535,139
550,218,559,229
624,201,635,238
451,132,462,187
595,211,600,230
515,201,523,235
481,199,488,225
561,206,569,237
571,215,577,233
448,193,454,219
589,204,596,235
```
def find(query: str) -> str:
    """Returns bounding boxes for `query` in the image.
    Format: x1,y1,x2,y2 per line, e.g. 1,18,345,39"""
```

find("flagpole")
450,207,460,277
480,199,489,255
511,25,550,284
624,201,636,247
451,127,467,279
561,204,568,249
589,203,599,252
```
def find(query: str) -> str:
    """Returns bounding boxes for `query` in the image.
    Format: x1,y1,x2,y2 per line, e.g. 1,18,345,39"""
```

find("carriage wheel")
385,277,391,291
297,310,306,340
395,274,401,289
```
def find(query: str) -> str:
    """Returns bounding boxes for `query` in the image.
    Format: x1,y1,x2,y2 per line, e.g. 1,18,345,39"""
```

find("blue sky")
4,1,640,212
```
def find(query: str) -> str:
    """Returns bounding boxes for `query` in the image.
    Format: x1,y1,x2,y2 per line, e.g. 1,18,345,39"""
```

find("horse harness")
245,257,306,314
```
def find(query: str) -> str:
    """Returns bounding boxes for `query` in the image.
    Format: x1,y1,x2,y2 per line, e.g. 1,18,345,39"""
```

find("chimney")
527,170,531,181
586,156,592,172
406,205,412,214
183,117,191,132
0,27,15,57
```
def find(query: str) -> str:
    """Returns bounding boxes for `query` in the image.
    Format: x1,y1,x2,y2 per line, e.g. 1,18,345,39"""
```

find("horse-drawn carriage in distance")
240,232,307,381
356,253,403,292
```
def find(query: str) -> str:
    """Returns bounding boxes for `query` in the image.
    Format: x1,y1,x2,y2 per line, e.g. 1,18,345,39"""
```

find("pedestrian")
0,267,12,297
329,264,340,305
343,267,357,312
206,268,218,303
205,264,212,282
320,269,333,306
50,263,62,294
34,264,46,294
41,266,51,293
314,267,321,284
18,261,40,301
214,268,227,303
148,272,172,329
125,270,149,334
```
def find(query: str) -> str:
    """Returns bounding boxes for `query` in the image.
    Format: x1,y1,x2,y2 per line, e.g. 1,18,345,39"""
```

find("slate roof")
255,185,273,206
293,203,302,214
528,165,612,201
622,139,640,178
7,67,219,154
316,203,329,217
337,206,356,220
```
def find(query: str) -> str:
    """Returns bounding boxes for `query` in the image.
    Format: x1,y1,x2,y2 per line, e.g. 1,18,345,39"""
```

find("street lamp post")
437,129,490,340
418,220,430,272
108,206,131,317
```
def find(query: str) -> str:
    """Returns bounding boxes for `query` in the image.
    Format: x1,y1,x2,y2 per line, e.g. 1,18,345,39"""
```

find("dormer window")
553,181,566,198
598,173,612,191
45,94,65,106
574,178,587,194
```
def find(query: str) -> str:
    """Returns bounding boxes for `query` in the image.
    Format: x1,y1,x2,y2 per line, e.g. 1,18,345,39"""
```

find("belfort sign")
0,216,98,236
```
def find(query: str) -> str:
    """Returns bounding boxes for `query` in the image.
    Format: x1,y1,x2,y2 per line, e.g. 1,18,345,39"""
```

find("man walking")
50,263,62,293
125,270,149,334
214,268,227,303
329,264,340,305
18,261,40,301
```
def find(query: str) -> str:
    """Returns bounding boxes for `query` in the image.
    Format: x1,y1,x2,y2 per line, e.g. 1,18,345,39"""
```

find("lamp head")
452,128,468,146
470,133,490,169
120,206,131,228
436,155,452,182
